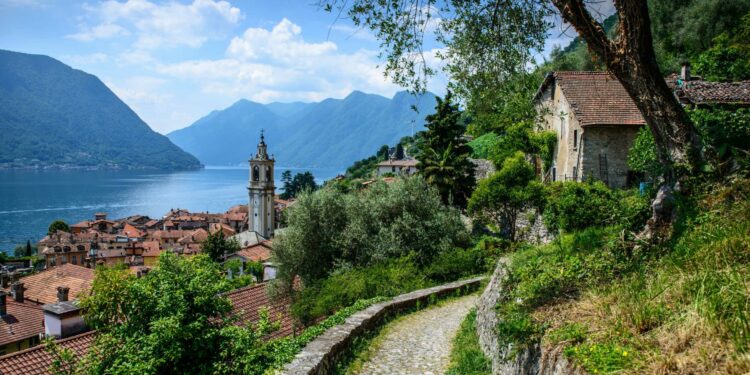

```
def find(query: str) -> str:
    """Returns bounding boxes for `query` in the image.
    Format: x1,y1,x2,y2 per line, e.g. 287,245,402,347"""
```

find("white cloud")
68,0,243,49
105,76,172,106
157,18,408,103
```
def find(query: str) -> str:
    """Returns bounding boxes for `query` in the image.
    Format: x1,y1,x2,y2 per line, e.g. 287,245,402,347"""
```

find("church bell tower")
248,131,275,238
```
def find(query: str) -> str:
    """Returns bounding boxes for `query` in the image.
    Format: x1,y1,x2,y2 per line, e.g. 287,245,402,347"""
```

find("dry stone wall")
281,277,485,375
476,259,584,375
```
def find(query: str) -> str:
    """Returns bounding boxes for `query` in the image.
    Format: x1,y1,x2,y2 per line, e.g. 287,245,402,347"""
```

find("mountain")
0,50,201,170
168,90,437,169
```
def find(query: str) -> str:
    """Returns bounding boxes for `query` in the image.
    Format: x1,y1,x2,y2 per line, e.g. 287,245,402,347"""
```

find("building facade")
534,71,646,188
248,133,275,238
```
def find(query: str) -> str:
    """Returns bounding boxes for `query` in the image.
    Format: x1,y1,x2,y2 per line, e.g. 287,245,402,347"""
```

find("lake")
0,166,340,253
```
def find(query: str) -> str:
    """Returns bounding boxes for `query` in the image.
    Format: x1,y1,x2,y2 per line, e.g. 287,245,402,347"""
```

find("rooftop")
0,331,96,375
225,282,298,339
0,299,44,347
535,71,646,126
378,158,418,167
13,264,94,305
676,80,750,106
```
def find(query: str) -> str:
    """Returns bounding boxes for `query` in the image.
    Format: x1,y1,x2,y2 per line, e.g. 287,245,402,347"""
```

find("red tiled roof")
535,71,646,126
0,299,44,347
122,223,143,238
225,283,298,339
140,240,161,257
14,264,94,305
0,331,96,375
676,80,750,105
235,243,272,262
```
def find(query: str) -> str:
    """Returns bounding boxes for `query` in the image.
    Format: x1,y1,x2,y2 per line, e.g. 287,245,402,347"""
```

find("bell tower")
248,131,275,238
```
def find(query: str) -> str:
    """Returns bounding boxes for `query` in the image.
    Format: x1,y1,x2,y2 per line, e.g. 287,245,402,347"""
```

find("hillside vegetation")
0,50,201,170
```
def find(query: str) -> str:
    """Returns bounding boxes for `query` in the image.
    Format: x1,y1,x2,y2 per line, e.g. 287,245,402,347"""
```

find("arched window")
266,166,272,181
253,166,260,181
77,245,85,252
63,246,71,252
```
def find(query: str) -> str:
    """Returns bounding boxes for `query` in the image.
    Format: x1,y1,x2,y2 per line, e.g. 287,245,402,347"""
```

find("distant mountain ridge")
0,49,201,170
168,90,438,168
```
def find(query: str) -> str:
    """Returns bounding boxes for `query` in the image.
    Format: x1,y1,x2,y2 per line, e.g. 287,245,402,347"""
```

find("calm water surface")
0,166,339,253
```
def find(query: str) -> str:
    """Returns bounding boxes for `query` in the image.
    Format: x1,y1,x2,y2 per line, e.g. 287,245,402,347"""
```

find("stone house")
376,158,418,177
534,71,646,188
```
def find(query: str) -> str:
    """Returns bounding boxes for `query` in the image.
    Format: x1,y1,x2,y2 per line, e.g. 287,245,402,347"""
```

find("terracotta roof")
0,299,44,347
140,240,161,257
234,243,272,262
535,71,646,126
0,331,96,375
209,223,236,237
70,221,90,229
225,283,298,339
149,230,190,240
224,212,247,222
675,80,750,106
227,204,248,214
378,159,418,167
122,223,143,238
15,265,94,305
144,219,161,228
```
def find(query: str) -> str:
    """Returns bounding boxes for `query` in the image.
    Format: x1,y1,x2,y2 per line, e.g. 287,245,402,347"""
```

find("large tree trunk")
552,0,703,228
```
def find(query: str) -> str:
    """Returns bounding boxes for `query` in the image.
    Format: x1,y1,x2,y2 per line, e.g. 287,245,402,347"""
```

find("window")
573,129,578,149
392,166,396,172
266,166,272,181
552,167,557,182
253,166,260,181
72,255,77,265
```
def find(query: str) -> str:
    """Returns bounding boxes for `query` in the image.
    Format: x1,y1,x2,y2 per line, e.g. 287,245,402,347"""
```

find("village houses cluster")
0,65,748,373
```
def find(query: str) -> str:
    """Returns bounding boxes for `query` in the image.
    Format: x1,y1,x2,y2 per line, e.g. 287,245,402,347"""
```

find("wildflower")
623,351,628,357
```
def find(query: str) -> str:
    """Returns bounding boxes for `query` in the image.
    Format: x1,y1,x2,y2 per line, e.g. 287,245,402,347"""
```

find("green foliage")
202,229,240,262
627,127,662,178
281,171,318,200
48,220,70,235
564,342,635,374
78,253,276,374
468,152,544,240
274,176,470,291
13,240,36,257
260,297,387,372
445,309,492,375
693,28,750,81
418,92,476,207
546,323,587,346
424,246,491,283
291,257,428,324
468,133,499,159
542,182,651,233
343,146,387,180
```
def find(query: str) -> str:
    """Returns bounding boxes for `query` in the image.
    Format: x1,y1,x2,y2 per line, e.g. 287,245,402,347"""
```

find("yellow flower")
623,351,628,357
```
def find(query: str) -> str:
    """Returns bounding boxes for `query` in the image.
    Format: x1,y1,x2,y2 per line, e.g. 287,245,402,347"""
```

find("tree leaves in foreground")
73,253,275,374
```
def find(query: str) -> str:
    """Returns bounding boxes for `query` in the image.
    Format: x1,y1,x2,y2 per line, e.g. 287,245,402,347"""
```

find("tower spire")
255,130,269,160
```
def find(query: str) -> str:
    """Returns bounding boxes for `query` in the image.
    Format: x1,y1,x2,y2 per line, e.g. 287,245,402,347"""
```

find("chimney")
0,291,7,316
57,286,70,302
10,282,24,302
42,300,86,339
680,62,691,81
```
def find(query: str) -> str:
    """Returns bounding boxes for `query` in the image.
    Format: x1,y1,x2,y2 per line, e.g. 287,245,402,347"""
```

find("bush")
425,246,489,282
291,257,427,324
274,176,470,289
543,181,616,232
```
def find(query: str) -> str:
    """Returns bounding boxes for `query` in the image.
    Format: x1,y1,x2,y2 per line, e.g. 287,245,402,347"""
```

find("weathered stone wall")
281,276,485,375
581,126,641,188
476,259,585,375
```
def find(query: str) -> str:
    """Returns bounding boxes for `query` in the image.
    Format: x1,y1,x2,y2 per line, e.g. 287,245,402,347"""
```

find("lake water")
0,166,340,253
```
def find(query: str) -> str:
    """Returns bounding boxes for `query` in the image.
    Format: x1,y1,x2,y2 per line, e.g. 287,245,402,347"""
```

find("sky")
0,0,603,134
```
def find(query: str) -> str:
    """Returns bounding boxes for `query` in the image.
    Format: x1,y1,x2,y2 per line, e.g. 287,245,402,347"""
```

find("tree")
417,92,475,207
13,240,35,258
48,220,70,235
468,152,544,240
273,176,469,289
394,143,405,159
202,230,240,262
323,0,704,226
77,253,276,374
280,170,293,200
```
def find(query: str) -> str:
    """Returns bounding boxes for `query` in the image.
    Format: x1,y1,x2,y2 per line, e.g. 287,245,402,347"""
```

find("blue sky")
0,0,597,134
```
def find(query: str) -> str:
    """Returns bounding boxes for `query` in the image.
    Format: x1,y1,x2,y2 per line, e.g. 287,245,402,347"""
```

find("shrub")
543,181,616,232
425,246,489,282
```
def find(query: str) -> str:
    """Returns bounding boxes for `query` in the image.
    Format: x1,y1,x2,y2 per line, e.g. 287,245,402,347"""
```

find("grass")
446,308,492,375
497,179,750,373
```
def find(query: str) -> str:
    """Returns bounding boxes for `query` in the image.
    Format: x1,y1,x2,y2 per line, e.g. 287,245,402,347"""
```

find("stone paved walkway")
352,294,477,375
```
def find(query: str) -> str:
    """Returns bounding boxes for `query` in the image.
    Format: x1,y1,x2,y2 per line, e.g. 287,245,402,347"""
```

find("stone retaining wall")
475,258,583,375
280,276,485,375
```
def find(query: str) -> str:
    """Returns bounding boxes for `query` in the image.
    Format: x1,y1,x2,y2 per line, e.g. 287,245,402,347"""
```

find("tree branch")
551,0,617,65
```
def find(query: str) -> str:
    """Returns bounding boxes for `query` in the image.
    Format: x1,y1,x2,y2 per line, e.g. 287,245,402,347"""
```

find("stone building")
534,71,646,188
248,132,275,239
376,158,418,177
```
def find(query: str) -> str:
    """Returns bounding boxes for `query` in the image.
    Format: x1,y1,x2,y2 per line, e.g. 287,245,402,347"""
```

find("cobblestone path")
352,294,477,375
